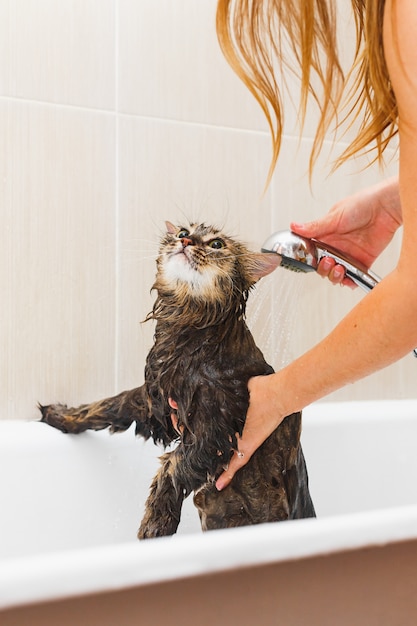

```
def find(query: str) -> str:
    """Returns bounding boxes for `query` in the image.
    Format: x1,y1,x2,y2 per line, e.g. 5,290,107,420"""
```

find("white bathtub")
1,400,417,625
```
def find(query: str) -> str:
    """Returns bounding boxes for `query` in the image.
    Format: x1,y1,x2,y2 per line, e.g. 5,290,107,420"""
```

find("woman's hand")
215,373,286,491
291,177,402,287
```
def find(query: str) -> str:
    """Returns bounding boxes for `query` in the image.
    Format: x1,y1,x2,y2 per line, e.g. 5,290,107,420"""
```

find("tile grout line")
0,94,273,138
2,91,384,154
0,94,116,117
114,0,120,393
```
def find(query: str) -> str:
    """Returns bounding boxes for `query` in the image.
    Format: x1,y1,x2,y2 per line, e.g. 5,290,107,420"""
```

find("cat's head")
154,221,280,307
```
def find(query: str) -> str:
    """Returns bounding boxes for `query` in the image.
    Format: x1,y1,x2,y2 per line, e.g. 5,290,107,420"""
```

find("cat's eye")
177,229,190,239
208,239,225,250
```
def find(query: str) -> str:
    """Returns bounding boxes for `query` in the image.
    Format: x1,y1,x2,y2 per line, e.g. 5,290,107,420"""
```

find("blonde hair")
216,0,397,180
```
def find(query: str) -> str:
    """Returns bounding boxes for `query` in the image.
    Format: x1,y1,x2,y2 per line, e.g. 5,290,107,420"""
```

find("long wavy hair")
216,0,397,180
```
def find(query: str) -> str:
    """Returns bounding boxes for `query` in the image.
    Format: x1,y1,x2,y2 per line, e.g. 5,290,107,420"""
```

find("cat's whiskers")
120,236,157,246
123,253,159,261
119,237,159,261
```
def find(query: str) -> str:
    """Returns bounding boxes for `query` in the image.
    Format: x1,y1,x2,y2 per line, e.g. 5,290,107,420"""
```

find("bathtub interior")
1,399,417,563
0,421,197,561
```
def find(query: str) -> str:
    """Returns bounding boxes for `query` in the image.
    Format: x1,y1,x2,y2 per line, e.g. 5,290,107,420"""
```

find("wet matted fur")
40,221,315,538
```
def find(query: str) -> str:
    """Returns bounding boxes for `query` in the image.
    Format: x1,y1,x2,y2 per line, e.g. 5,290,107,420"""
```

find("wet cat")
40,221,315,538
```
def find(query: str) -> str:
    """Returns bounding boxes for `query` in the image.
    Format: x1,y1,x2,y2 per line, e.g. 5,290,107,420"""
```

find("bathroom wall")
0,0,413,421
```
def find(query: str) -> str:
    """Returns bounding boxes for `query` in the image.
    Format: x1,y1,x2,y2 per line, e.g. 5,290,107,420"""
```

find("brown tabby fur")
40,221,315,538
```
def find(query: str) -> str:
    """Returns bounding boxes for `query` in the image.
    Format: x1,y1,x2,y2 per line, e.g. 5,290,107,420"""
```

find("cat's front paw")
137,522,159,540
38,403,87,434
137,511,180,540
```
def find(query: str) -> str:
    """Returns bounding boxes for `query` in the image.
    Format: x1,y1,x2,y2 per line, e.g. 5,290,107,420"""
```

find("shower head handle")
261,230,380,293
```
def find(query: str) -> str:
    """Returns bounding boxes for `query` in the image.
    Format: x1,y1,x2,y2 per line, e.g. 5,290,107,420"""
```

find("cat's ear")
247,253,281,282
165,221,178,235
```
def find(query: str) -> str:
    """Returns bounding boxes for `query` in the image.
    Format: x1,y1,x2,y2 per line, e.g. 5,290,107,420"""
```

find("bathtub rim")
2,504,417,610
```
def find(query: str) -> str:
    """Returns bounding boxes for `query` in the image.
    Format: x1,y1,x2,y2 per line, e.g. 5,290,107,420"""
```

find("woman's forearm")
369,176,401,224
274,267,417,418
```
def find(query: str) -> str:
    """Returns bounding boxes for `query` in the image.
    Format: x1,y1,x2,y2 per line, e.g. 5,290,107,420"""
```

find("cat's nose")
181,237,194,248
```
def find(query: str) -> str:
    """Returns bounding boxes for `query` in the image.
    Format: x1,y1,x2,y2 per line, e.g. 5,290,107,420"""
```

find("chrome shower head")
261,230,379,293
262,230,417,358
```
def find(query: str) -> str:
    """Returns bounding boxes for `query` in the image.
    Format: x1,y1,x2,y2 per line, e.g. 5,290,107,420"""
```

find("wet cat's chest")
148,325,270,392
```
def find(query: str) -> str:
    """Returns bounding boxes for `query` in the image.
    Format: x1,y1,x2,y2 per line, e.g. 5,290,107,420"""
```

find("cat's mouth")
163,248,202,287
171,247,199,271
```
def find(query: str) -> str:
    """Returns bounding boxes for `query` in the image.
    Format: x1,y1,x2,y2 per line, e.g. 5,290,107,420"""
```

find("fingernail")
291,222,306,231
321,257,333,271
333,267,345,280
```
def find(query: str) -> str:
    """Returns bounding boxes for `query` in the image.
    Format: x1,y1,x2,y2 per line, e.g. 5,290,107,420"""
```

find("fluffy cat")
40,221,315,538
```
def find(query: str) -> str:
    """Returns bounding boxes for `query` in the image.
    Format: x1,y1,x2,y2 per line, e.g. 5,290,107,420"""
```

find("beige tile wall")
0,1,413,420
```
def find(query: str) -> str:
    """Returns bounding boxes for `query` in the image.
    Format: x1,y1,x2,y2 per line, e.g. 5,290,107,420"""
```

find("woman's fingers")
168,397,184,435
317,257,356,288
215,445,251,491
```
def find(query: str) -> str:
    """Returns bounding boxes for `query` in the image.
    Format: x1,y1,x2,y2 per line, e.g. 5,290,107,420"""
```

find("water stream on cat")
246,271,304,370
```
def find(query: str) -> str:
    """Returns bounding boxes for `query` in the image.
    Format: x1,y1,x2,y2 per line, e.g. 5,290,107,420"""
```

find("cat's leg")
138,451,185,539
39,385,151,438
